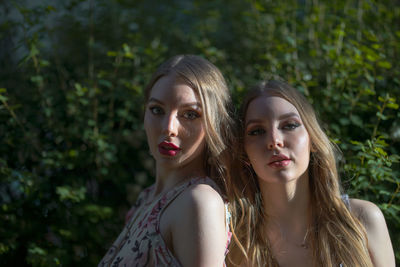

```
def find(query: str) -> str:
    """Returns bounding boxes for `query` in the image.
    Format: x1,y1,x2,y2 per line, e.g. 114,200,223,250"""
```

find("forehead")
148,75,200,105
245,96,300,121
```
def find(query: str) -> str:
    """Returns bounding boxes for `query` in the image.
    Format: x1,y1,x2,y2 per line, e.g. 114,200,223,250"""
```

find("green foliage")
0,0,399,265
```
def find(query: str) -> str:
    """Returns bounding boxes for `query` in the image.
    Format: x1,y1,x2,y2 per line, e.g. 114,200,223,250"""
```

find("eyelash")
183,110,200,120
247,128,265,136
247,122,301,136
282,122,301,130
149,106,163,115
148,106,200,120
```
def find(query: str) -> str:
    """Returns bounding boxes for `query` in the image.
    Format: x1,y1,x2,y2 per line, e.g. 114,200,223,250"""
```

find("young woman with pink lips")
226,80,395,267
98,55,235,267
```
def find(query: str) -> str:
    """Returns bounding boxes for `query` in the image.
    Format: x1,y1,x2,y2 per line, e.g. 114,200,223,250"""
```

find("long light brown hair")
144,55,236,192
227,80,373,267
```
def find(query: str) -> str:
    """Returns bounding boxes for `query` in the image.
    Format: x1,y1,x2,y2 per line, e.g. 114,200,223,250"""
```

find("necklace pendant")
300,243,308,249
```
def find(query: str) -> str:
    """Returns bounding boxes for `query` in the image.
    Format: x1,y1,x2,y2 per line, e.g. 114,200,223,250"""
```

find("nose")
162,112,179,137
267,128,283,149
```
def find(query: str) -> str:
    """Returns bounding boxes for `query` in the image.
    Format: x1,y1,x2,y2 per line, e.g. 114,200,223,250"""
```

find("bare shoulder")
178,183,225,215
168,183,227,266
185,182,224,201
166,182,226,240
162,182,226,227
349,198,386,228
349,198,395,267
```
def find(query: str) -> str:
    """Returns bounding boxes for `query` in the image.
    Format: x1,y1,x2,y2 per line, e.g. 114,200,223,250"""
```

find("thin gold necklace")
298,228,309,249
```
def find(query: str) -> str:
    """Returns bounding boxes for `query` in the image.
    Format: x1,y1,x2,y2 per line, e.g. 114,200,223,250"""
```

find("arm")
171,184,227,267
350,198,395,267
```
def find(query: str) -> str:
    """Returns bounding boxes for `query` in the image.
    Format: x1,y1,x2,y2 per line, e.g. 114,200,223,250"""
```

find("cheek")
244,140,257,161
185,124,206,157
186,121,205,139
293,130,311,155
194,125,206,146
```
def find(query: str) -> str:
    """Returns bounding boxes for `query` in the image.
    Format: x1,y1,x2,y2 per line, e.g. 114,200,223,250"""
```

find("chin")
260,173,299,184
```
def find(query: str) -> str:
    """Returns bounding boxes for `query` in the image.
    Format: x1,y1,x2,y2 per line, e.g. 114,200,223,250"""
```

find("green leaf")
253,2,266,11
99,79,112,88
377,61,392,69
0,243,11,254
56,186,86,203
29,44,39,58
350,140,362,145
0,94,8,103
374,147,387,156
28,244,47,256
59,229,72,238
107,51,117,57
68,150,78,157
387,103,399,109
46,5,56,12
350,114,363,127
376,112,388,120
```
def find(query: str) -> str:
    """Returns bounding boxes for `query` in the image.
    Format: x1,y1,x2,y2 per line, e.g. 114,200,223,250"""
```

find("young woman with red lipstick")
99,55,235,267
226,80,395,267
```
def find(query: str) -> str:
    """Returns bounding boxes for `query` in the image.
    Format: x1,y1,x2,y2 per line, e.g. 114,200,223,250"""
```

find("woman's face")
244,95,311,184
144,74,206,171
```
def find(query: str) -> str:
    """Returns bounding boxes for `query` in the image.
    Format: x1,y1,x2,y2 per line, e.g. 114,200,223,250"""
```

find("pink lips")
268,154,291,169
158,141,181,156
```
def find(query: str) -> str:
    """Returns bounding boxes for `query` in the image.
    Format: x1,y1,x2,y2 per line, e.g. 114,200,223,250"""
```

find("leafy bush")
0,0,398,265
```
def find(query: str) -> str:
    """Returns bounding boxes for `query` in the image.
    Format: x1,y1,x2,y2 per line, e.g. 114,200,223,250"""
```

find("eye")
282,122,301,130
247,128,266,136
183,110,200,120
149,106,163,115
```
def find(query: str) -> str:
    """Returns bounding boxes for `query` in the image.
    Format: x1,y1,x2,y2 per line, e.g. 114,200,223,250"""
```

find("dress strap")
224,203,231,232
341,194,351,211
156,177,221,221
224,203,232,258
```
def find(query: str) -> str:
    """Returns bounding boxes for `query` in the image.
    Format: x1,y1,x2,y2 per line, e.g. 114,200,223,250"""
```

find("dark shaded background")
0,0,399,265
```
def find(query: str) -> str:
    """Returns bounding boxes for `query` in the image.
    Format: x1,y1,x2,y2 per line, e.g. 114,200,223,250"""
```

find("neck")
153,161,206,197
259,173,311,237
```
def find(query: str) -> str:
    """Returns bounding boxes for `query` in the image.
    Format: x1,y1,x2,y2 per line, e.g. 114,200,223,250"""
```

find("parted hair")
144,55,236,192
227,80,373,267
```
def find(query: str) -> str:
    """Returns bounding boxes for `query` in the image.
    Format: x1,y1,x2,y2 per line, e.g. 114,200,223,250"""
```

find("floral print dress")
98,177,232,267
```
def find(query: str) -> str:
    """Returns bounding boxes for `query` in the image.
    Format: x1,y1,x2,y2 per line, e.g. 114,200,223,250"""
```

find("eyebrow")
245,119,264,128
147,97,202,109
278,112,300,120
245,112,300,128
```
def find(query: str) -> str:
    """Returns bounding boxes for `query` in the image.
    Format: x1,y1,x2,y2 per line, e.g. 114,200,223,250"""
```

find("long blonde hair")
144,55,236,192
227,80,373,267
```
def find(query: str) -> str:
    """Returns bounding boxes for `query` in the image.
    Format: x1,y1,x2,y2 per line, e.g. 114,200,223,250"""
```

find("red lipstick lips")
158,141,181,156
268,154,291,168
